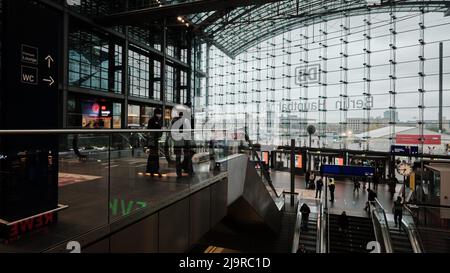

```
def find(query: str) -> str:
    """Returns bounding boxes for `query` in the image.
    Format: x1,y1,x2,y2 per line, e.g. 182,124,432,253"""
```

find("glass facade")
69,24,113,92
64,2,191,128
195,11,450,155
129,48,150,98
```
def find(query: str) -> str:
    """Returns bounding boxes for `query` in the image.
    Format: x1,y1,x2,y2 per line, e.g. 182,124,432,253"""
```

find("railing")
404,203,450,253
317,192,327,253
0,128,231,252
369,198,393,253
402,205,423,253
243,131,280,199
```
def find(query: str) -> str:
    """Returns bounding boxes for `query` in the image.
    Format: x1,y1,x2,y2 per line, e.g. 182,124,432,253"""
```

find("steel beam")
95,0,284,26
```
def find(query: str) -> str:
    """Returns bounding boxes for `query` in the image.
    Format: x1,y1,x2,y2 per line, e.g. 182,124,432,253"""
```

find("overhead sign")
396,134,441,145
21,44,38,65
21,66,38,85
391,145,419,155
322,165,375,177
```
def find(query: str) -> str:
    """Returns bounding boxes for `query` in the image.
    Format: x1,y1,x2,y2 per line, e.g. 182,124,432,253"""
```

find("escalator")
298,213,318,252
389,226,414,253
329,214,376,253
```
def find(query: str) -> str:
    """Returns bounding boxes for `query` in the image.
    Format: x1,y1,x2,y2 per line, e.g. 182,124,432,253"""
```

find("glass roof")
97,0,450,57
186,0,449,58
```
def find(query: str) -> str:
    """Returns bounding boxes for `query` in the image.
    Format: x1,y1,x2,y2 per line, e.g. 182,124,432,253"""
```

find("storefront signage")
396,134,441,145
1,211,55,242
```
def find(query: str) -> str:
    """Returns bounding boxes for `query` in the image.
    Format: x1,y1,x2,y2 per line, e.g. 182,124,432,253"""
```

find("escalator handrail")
402,204,424,253
244,131,280,198
370,198,394,253
316,193,327,253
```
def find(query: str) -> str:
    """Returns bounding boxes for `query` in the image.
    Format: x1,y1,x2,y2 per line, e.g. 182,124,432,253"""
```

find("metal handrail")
316,193,327,253
370,198,393,253
243,131,279,198
402,204,424,253
0,129,229,135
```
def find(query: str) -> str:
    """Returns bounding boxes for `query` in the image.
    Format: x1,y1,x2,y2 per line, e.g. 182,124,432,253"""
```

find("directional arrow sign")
44,55,54,68
43,76,55,86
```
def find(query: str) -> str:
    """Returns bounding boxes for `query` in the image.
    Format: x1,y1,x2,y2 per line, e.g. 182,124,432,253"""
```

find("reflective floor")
271,171,405,217
0,155,223,253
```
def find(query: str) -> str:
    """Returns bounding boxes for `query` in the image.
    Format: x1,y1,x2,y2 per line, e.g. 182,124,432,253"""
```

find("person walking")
300,203,311,232
393,196,403,230
328,178,336,202
315,177,324,199
146,108,163,177
353,177,361,193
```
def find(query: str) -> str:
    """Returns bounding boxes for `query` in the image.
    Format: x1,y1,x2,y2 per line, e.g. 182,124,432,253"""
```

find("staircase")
329,214,375,253
389,226,414,253
298,213,318,253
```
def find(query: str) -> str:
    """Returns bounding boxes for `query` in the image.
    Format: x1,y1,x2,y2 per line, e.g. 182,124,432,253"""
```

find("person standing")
373,172,379,192
146,108,163,177
393,196,403,230
315,177,324,199
300,203,311,232
304,170,310,188
353,177,361,193
171,111,184,177
309,171,316,189
338,211,349,237
328,178,336,202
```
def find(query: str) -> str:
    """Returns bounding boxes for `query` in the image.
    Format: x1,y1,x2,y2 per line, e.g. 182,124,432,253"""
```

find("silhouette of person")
146,108,163,176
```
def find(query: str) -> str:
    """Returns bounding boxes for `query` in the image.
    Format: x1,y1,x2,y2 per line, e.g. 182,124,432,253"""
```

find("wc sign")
295,64,320,85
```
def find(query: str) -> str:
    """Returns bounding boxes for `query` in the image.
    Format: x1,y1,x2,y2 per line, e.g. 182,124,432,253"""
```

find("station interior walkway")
271,171,405,217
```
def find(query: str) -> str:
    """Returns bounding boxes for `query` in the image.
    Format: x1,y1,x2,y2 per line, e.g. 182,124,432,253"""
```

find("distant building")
383,110,399,122
347,118,365,134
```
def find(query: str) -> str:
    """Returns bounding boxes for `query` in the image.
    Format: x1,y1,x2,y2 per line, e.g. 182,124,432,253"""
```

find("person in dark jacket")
171,112,184,177
309,171,316,189
304,171,310,188
393,196,403,230
338,211,349,237
353,177,361,193
315,177,324,199
300,203,311,231
328,178,336,202
171,111,193,178
146,108,163,177
364,188,377,211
